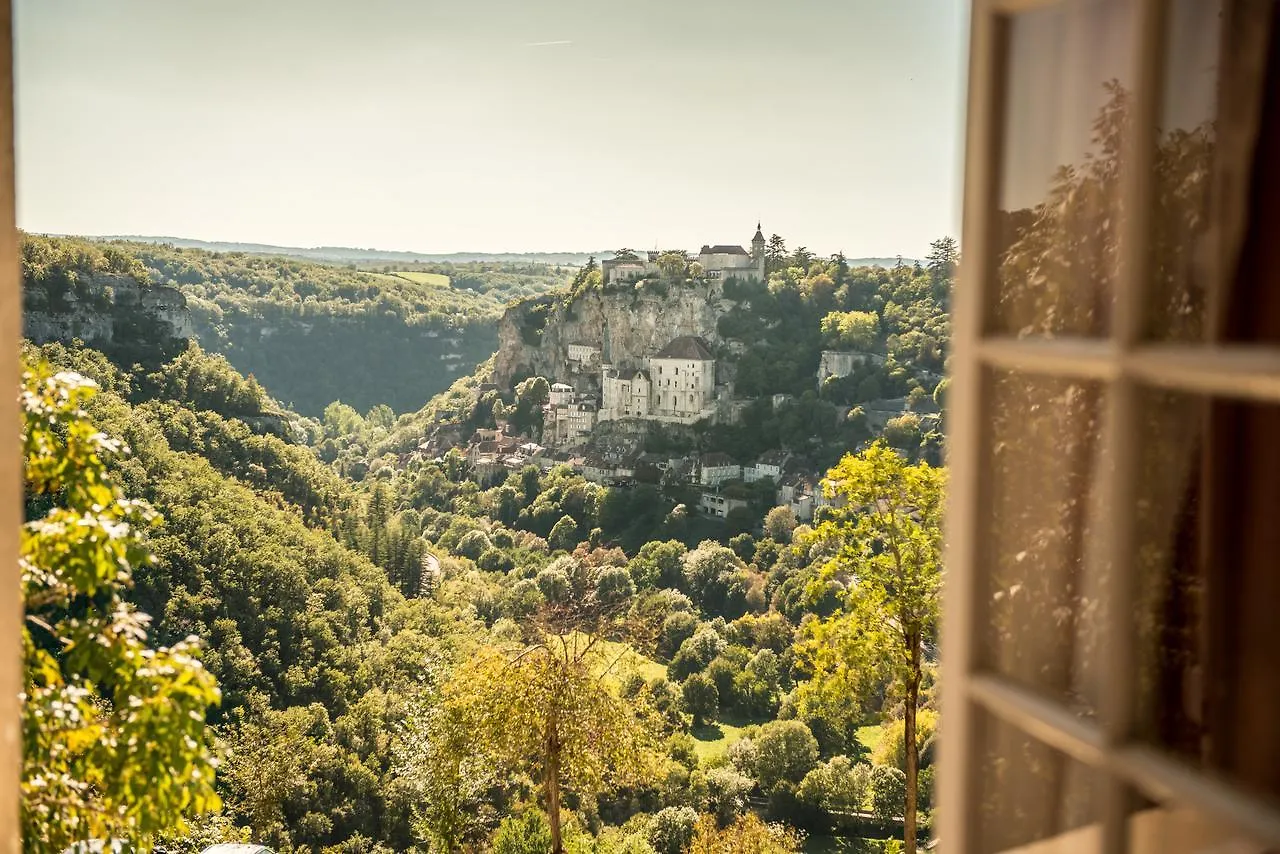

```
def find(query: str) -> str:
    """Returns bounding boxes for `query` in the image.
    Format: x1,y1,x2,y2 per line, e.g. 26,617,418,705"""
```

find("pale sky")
15,0,968,257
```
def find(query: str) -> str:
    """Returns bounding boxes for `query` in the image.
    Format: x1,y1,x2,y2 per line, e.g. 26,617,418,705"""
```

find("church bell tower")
751,222,766,279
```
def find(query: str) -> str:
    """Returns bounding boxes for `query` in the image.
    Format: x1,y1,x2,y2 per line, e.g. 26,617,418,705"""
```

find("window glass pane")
981,369,1106,718
977,708,1101,854
1128,805,1268,854
1145,0,1222,342
991,0,1133,338
1132,386,1280,805
1131,384,1206,765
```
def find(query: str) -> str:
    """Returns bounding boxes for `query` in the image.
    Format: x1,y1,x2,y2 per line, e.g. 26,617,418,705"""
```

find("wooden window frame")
940,1,1280,852
0,0,19,850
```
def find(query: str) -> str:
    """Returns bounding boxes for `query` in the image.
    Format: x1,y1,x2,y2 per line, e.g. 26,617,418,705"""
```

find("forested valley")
20,233,949,854
127,240,571,415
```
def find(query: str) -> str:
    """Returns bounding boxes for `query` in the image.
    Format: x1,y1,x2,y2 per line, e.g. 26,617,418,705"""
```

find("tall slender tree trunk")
903,633,921,854
546,716,563,854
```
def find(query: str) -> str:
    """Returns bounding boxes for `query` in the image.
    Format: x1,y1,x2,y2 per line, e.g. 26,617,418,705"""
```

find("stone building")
567,344,601,371
549,382,575,406
817,349,888,386
745,450,790,483
648,336,716,419
546,401,597,447
699,491,751,519
600,368,651,419
699,452,741,487
598,335,717,425
601,224,767,286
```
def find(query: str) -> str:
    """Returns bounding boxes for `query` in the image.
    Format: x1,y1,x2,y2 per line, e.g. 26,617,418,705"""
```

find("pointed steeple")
751,222,766,265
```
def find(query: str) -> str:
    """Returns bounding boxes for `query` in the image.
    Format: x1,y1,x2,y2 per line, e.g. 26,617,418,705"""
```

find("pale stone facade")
598,336,717,425
545,401,597,447
567,344,601,371
817,349,887,386
745,450,789,483
648,336,716,419
699,491,750,518
699,452,741,487
549,382,575,406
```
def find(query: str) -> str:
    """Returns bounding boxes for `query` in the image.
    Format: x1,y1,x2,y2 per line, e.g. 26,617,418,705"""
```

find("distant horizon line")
37,231,919,265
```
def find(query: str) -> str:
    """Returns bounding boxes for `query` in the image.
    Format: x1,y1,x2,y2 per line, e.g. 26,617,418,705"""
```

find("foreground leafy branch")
21,361,221,852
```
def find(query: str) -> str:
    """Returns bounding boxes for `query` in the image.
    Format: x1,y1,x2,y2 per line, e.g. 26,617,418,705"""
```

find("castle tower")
751,222,766,280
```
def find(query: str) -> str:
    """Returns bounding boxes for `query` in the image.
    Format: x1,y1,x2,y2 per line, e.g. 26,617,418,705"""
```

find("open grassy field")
392,270,451,287
561,633,763,764
590,635,668,683
690,719,749,763
856,723,884,756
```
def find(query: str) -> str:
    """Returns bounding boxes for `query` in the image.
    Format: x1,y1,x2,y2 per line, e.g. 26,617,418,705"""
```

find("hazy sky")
15,0,968,256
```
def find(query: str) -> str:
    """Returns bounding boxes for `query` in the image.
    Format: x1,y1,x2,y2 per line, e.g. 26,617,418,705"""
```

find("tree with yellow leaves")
796,441,944,854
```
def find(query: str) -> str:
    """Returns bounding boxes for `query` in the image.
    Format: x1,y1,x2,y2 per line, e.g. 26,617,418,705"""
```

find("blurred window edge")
0,0,22,850
941,1,1280,854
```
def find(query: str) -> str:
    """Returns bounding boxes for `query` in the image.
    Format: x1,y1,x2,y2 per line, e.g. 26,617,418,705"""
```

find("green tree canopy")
21,362,221,852
797,442,944,854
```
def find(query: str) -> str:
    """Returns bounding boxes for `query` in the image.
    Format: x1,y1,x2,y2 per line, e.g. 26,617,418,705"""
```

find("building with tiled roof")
599,334,717,425
653,336,715,361
601,224,766,285
699,452,742,487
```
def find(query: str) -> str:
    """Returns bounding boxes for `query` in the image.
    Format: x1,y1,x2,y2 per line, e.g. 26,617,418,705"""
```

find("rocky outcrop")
24,272,194,355
495,279,737,389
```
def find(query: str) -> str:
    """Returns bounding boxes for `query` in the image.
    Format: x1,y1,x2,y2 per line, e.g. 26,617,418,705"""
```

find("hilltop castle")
600,224,767,286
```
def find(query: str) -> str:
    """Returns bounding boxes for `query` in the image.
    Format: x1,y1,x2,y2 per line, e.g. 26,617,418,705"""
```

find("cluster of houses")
460,426,839,523
538,333,728,451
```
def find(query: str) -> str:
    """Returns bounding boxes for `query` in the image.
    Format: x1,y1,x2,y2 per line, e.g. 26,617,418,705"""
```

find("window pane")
977,708,1102,854
1129,805,1268,854
1131,384,1206,765
1131,385,1280,804
1145,0,1222,342
990,0,1133,338
980,369,1106,718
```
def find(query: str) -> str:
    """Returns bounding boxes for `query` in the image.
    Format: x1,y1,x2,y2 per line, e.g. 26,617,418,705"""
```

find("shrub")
681,673,719,726
596,566,636,608
648,806,698,854
705,766,755,824
455,529,492,560
727,737,759,778
659,612,699,660
689,813,801,853
870,765,907,821
754,720,820,790
492,810,553,854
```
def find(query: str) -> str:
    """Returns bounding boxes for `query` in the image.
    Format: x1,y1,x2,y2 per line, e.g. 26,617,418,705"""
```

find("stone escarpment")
494,279,736,390
24,272,194,362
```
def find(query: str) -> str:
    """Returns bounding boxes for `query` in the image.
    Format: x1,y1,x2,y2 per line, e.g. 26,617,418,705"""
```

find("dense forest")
20,235,949,854
123,241,570,415
25,338,941,854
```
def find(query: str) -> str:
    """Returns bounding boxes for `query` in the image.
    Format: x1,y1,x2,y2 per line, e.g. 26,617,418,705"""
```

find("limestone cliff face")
495,279,737,389
24,273,193,355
